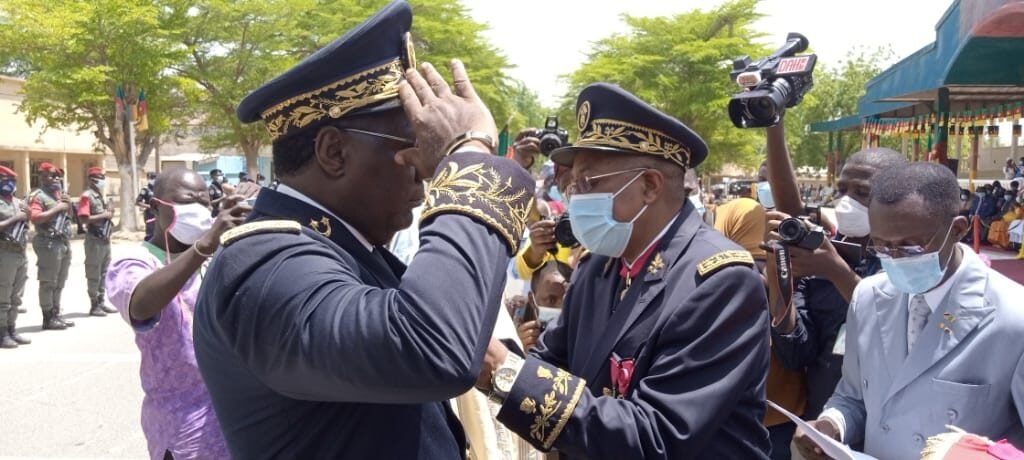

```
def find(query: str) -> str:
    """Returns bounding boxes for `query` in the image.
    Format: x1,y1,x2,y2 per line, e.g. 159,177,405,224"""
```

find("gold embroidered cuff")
496,357,587,451
576,118,690,168
420,153,535,256
260,59,404,141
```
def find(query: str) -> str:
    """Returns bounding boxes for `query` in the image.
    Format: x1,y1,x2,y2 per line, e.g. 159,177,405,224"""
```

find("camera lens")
553,214,578,247
540,133,563,155
778,217,808,243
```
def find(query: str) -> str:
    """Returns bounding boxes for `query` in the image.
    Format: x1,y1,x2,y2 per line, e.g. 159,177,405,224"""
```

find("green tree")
556,0,770,172
0,0,187,231
165,0,537,175
785,47,894,167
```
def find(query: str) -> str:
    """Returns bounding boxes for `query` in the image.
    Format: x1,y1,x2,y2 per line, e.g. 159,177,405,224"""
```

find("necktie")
907,294,931,353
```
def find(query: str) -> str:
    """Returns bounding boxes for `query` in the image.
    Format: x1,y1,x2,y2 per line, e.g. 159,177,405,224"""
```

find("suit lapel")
249,188,399,287
873,281,907,389
579,204,699,383
885,251,994,401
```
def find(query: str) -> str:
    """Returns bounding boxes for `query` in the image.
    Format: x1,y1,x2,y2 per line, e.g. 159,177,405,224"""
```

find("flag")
497,122,511,157
136,89,149,132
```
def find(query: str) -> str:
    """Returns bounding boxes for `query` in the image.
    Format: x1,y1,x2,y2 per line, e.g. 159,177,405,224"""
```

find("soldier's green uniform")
79,182,116,316
29,185,74,329
0,194,30,348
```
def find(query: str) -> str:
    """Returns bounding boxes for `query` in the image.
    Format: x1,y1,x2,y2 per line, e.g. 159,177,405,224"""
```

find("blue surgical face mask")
757,181,775,209
47,182,62,193
92,179,106,190
879,223,956,294
568,171,648,257
0,179,15,196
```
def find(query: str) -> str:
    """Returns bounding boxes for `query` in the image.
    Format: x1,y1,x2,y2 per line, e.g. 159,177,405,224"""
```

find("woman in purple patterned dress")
106,169,256,459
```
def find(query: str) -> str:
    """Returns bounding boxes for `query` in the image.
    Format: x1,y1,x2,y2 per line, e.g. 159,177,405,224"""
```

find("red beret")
87,167,104,176
0,165,15,177
38,162,57,173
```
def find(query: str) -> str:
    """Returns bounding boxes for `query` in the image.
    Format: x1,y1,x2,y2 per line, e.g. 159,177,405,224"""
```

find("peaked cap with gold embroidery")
237,0,416,141
551,83,709,169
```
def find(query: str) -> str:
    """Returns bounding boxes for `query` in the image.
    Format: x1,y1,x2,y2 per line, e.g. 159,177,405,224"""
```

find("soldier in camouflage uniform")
78,167,117,316
0,165,31,348
28,163,74,330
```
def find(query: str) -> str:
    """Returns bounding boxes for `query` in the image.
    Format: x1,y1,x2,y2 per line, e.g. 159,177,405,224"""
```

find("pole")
129,114,138,203
969,132,979,193
936,88,950,164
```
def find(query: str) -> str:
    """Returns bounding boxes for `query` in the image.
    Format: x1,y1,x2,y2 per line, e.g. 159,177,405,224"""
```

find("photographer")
515,161,579,280
514,260,570,351
763,121,906,426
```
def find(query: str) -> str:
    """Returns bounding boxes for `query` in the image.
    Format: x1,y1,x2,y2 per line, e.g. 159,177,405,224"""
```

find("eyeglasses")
866,226,946,259
339,128,416,150
565,168,647,195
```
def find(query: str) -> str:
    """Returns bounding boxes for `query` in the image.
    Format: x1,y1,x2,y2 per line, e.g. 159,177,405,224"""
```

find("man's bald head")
846,148,906,172
153,168,207,200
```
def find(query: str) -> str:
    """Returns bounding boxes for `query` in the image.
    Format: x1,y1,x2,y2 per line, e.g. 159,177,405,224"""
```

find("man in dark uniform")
476,83,772,459
29,162,75,330
135,171,157,240
0,165,31,348
78,166,117,316
193,1,534,458
207,169,225,216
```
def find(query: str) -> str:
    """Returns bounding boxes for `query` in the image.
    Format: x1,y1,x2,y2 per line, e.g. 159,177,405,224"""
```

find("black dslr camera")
728,32,817,128
538,116,569,155
552,214,578,251
777,216,826,251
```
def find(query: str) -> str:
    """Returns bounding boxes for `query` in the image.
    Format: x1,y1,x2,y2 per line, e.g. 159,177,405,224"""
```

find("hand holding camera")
765,210,843,280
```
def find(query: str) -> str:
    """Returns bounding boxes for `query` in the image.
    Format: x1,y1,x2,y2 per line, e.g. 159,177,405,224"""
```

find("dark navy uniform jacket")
496,203,772,459
194,153,533,459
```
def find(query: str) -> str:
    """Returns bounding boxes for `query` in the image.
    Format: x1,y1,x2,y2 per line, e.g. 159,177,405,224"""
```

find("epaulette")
220,219,302,247
696,250,754,278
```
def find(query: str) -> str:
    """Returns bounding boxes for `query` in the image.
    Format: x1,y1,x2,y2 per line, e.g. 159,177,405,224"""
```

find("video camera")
728,32,817,128
537,116,569,155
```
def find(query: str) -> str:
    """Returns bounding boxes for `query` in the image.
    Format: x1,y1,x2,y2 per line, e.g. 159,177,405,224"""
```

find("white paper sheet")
767,400,878,460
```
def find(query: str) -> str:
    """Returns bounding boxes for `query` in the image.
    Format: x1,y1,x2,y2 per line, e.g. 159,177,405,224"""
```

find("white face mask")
834,195,871,237
168,202,213,245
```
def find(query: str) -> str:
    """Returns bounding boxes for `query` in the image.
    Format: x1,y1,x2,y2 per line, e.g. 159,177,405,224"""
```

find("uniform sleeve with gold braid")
420,152,535,256
496,357,587,452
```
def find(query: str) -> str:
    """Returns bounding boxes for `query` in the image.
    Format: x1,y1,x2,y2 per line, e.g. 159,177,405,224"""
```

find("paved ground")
1,237,147,460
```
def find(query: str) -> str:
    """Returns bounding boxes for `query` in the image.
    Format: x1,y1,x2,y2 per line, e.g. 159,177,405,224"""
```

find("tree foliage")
783,47,894,167
0,0,541,228
0,0,187,230
556,0,770,172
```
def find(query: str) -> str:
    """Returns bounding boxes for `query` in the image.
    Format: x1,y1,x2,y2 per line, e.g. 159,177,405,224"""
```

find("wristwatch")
489,353,525,403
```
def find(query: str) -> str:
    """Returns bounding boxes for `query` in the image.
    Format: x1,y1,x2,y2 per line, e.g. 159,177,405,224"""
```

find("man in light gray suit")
794,162,1024,460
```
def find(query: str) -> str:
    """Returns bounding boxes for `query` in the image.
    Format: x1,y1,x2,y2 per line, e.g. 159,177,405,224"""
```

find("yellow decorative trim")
517,364,588,450
309,216,333,237
220,220,302,246
421,162,532,254
697,250,754,277
261,59,404,140
647,252,665,275
577,118,690,168
544,377,585,450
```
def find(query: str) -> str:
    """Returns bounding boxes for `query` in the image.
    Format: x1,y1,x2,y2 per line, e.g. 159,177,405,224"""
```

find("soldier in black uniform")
135,172,157,240
28,163,75,330
207,169,225,216
78,166,117,316
0,165,30,348
193,1,534,458
476,83,773,459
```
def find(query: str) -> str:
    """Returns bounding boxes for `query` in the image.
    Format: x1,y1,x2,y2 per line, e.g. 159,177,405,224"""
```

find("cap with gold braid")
550,83,709,169
236,0,416,142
